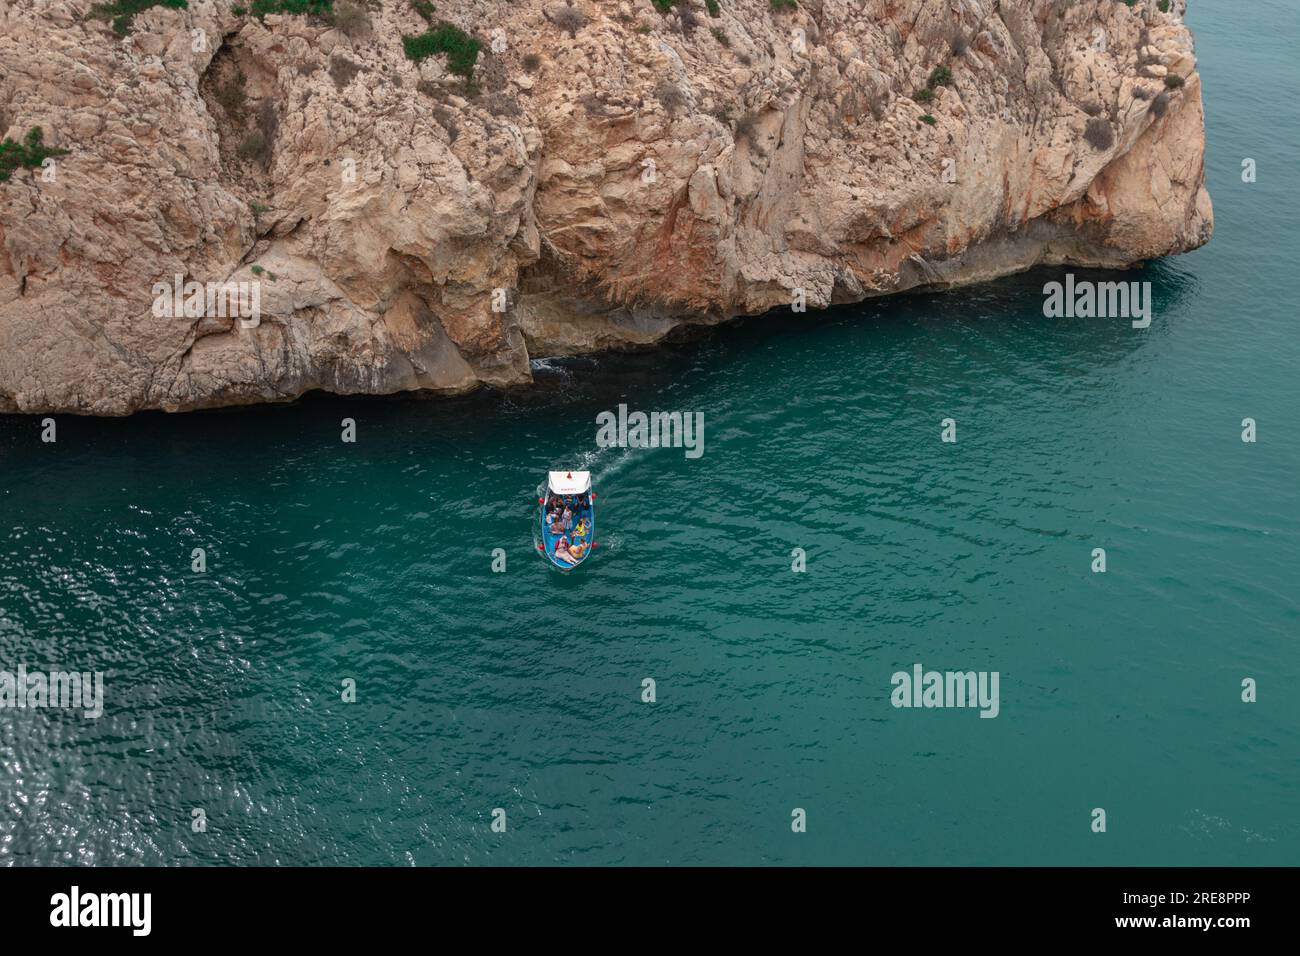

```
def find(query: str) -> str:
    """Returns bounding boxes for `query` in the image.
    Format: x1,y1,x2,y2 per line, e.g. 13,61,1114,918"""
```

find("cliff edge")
0,0,1212,414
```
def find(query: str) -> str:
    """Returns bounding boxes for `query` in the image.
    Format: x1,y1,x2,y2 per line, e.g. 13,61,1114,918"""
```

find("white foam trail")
560,441,639,488
532,445,635,521
592,445,636,484
528,357,573,380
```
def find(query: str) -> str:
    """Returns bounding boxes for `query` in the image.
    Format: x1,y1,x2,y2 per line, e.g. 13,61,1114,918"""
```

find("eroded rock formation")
0,0,1212,414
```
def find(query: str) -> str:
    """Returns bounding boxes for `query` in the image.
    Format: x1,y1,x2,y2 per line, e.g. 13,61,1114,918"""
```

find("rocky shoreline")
0,0,1211,415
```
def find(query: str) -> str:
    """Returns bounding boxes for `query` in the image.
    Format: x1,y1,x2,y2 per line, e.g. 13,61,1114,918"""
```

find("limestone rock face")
0,0,1211,414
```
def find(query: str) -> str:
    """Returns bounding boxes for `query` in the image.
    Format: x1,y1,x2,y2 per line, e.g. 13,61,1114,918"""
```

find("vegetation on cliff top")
403,22,482,84
914,61,956,105
89,0,187,36
553,6,586,38
233,1,370,34
0,128,70,183
331,0,371,36
248,0,334,17
1083,116,1115,150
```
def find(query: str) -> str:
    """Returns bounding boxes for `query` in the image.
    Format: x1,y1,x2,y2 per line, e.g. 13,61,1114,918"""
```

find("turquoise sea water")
2,1,1297,865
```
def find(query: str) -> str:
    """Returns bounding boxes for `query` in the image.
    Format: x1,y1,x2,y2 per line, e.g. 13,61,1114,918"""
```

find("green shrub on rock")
0,128,70,182
403,22,482,83
249,0,334,17
1083,116,1115,150
89,0,188,37
928,65,953,88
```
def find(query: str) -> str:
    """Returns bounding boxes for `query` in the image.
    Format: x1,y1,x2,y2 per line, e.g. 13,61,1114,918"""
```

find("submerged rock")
0,0,1211,414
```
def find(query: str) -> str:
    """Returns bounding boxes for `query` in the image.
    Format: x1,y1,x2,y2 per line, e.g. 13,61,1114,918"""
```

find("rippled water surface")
2,1,1297,865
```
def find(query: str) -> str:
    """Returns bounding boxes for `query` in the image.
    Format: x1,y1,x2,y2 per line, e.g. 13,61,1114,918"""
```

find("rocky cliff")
0,0,1212,414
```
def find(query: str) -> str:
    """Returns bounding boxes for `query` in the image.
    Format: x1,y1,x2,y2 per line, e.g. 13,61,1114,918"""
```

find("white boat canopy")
548,470,591,495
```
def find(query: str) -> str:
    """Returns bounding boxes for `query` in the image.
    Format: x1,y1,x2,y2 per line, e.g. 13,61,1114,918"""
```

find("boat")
539,470,595,570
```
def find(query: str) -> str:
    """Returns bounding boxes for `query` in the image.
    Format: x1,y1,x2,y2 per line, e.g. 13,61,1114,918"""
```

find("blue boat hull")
539,495,595,570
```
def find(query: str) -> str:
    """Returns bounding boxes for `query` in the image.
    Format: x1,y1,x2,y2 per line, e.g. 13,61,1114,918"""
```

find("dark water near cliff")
2,1,1297,865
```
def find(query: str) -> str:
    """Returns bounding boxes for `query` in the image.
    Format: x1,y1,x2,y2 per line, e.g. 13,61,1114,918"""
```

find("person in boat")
572,516,589,539
554,536,577,564
568,539,589,560
562,504,574,532
549,511,566,535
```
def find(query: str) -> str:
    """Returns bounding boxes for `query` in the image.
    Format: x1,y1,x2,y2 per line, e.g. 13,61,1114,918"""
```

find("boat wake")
530,442,637,569
535,443,636,502
583,444,637,487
